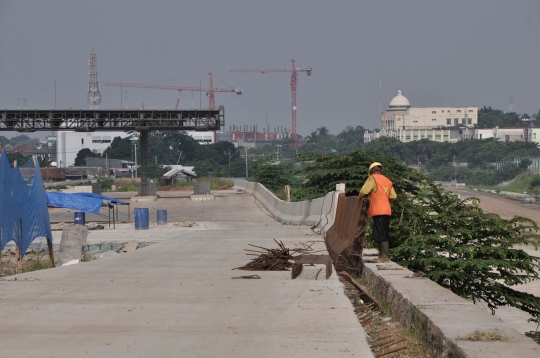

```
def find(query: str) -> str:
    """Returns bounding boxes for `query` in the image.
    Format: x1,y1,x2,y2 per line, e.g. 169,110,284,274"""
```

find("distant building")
84,157,134,177
184,131,216,145
5,144,48,161
56,131,132,168
376,90,478,143
473,127,526,142
527,120,540,145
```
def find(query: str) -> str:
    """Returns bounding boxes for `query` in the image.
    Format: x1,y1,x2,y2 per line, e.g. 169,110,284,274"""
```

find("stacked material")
235,240,298,271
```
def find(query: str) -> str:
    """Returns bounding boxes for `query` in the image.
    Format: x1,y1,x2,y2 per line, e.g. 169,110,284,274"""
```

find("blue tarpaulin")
0,150,52,258
45,192,128,213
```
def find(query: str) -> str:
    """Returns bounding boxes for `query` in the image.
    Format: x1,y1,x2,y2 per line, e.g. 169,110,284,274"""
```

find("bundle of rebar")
234,239,298,271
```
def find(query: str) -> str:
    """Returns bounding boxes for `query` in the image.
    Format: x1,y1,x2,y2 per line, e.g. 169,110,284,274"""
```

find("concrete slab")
0,193,373,358
130,195,159,202
190,194,215,201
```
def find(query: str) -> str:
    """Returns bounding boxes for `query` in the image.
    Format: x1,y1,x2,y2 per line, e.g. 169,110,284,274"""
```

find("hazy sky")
1,0,540,137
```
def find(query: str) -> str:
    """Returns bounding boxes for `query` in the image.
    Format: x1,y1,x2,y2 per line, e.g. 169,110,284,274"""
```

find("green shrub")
97,178,115,191
531,175,540,189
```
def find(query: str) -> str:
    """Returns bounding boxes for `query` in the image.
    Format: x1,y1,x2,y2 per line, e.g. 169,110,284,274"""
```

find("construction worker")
359,162,397,263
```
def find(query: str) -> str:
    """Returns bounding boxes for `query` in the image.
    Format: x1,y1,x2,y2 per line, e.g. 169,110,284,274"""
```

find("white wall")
406,107,477,129
184,131,215,144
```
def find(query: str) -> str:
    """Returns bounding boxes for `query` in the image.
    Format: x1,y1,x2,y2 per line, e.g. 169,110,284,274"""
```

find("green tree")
7,152,30,167
103,136,134,161
37,153,53,168
337,125,365,150
317,126,330,141
193,158,220,177
478,106,521,128
253,159,290,191
74,148,99,166
519,158,533,171
530,175,540,189
363,137,412,163
305,130,319,144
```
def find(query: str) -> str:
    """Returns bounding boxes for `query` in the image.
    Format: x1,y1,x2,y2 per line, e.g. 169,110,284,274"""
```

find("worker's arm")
389,187,397,201
358,176,376,198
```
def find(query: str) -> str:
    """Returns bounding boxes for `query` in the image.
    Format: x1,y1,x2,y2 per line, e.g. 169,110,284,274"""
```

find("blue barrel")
134,208,149,230
74,212,85,225
157,210,167,225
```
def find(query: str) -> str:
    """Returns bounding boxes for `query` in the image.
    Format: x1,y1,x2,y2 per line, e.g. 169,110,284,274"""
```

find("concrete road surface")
0,192,373,358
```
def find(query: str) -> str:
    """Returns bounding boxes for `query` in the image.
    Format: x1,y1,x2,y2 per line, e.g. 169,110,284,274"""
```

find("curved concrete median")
233,179,340,235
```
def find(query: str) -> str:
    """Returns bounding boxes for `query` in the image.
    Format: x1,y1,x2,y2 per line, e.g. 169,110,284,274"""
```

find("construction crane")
229,59,312,139
105,72,242,110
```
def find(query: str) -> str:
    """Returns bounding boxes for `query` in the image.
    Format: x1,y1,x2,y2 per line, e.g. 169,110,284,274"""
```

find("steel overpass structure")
0,107,224,196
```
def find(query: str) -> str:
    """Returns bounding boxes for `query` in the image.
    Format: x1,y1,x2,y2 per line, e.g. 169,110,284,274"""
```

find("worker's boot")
367,242,391,263
379,241,391,262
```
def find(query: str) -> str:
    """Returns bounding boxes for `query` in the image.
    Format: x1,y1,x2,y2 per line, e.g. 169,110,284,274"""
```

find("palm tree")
305,130,319,144
317,126,329,139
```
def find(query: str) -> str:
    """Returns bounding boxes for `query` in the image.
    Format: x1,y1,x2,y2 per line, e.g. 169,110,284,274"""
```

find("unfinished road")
449,188,540,335
0,191,373,358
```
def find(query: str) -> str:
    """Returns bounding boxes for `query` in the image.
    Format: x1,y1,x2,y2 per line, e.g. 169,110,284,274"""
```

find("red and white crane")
229,59,312,139
105,72,242,110
88,52,101,110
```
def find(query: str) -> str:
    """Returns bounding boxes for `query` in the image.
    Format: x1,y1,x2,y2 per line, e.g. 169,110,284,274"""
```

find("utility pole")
454,155,457,188
336,139,343,154
134,142,138,178
245,147,248,178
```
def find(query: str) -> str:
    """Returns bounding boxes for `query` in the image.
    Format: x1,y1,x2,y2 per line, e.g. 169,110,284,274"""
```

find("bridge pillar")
139,129,149,196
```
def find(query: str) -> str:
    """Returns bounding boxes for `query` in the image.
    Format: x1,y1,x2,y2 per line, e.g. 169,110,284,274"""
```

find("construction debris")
291,255,333,279
117,240,139,253
231,275,261,279
234,240,299,271
339,272,413,358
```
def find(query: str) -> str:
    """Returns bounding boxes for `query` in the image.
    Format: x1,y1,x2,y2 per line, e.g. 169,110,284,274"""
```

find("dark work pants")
372,215,391,243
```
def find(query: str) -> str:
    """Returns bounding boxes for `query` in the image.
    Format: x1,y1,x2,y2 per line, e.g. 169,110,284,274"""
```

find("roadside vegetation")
0,251,54,277
251,150,540,343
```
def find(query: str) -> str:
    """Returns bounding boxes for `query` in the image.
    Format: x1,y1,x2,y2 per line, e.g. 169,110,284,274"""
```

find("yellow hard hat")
368,162,383,174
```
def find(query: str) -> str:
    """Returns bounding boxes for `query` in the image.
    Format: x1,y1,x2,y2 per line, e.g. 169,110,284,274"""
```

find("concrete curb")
361,261,540,357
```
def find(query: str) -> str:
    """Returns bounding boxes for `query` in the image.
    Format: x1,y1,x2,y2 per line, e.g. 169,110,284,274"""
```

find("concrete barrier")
233,179,341,236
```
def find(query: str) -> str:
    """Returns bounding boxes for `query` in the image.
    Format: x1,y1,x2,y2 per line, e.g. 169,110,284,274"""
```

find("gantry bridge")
0,107,224,195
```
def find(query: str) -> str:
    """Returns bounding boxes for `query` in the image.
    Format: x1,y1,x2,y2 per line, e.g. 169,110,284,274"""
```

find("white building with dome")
378,90,478,143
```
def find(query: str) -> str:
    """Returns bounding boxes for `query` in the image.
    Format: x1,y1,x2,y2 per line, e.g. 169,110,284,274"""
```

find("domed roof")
389,90,410,108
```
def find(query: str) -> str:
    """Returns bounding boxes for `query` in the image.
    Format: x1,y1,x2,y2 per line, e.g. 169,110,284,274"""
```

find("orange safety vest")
368,174,393,218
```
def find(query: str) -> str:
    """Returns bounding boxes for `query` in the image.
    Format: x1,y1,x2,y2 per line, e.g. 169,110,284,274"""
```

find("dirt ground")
449,188,540,225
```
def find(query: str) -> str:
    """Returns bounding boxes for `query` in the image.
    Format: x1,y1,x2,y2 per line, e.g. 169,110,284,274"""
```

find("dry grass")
457,329,509,342
0,250,54,277
114,178,139,192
